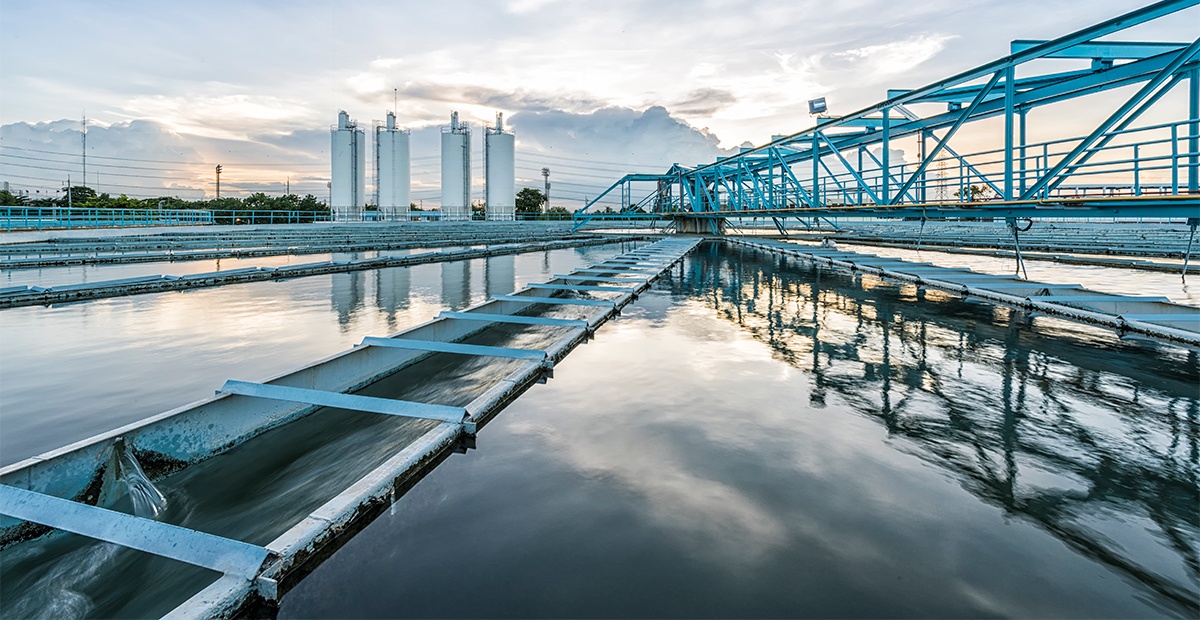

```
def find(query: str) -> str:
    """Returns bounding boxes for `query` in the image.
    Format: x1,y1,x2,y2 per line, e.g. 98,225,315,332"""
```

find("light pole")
215,164,223,198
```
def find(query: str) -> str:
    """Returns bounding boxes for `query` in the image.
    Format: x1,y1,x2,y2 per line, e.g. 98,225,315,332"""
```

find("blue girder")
572,0,1200,228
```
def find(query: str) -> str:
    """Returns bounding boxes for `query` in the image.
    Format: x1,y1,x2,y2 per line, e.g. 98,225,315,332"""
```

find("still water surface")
0,244,636,466
280,242,1199,618
2,241,1197,617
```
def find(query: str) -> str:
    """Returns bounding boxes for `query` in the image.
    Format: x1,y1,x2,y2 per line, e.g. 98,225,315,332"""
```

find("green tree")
63,185,97,205
297,194,327,212
0,189,27,206
515,188,545,215
242,192,275,210
954,184,994,202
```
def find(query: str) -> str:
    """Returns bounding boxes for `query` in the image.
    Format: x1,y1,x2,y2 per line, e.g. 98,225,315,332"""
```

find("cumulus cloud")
671,88,738,116
1,105,732,207
808,34,958,80
0,119,327,199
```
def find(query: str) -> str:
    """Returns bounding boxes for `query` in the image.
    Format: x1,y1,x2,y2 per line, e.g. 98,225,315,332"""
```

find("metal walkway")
730,237,1200,345
0,237,701,619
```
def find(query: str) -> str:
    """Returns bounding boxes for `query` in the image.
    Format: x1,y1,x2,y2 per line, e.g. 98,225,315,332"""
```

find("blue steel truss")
574,0,1200,231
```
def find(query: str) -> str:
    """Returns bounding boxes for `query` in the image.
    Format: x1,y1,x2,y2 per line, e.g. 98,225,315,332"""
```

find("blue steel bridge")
573,0,1200,234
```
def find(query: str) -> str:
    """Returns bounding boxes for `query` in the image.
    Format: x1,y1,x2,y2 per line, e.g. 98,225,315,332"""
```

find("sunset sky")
1,0,1194,206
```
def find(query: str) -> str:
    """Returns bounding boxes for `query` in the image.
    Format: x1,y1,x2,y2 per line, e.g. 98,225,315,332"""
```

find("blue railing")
0,208,336,232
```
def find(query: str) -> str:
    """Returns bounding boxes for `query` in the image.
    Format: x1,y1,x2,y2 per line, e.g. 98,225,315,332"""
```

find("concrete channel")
0,226,595,268
730,237,1200,346
0,235,646,308
0,237,700,618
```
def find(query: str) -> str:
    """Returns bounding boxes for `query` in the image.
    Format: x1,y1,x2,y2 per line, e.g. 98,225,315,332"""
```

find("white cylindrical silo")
485,112,515,221
440,112,471,221
376,112,411,221
331,110,366,221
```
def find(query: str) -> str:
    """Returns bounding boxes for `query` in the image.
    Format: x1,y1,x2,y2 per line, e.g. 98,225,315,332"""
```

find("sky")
0,0,1195,207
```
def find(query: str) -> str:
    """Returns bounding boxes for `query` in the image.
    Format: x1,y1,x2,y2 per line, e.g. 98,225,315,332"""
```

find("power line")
0,151,199,173
0,145,327,167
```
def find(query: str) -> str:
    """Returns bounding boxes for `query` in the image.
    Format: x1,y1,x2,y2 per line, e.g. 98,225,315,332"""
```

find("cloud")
808,34,958,80
510,105,730,167
1,105,731,207
671,88,738,116
505,0,564,14
369,57,404,70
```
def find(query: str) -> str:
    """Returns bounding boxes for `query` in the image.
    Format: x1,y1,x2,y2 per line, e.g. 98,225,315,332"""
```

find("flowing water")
2,240,1197,618
115,440,168,520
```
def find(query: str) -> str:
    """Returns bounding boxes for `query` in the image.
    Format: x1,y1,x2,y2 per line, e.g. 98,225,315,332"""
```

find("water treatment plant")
0,1,1198,618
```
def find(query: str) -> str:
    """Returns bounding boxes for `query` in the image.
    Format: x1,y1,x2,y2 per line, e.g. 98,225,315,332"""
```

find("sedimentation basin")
0,227,1196,619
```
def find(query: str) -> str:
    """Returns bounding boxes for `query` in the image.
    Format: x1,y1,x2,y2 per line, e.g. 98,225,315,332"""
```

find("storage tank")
375,111,411,221
440,112,471,221
484,112,515,221
330,111,366,221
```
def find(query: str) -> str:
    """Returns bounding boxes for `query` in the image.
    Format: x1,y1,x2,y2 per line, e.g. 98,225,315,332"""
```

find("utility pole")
66,175,72,210
286,176,290,196
542,167,550,212
81,113,87,189
215,164,223,198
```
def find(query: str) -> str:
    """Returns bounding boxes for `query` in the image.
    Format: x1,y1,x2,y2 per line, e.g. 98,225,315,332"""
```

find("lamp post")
215,164,223,198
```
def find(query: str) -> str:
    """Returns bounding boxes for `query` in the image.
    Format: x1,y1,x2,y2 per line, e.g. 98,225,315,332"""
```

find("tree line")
0,185,331,213
1,185,575,217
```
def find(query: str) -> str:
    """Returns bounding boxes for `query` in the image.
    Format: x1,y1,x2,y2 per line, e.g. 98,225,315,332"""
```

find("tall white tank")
485,112,515,221
375,112,411,221
440,112,471,221
331,111,366,221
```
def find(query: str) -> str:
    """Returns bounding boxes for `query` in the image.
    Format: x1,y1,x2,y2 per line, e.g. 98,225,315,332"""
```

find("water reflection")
441,261,471,310
661,242,1199,614
375,267,411,330
485,254,515,298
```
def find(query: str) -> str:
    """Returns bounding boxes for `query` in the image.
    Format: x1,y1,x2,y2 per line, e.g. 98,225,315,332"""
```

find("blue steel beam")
1010,40,1189,59
616,1,1200,220
891,70,1004,203
699,0,1199,172
1022,38,1200,199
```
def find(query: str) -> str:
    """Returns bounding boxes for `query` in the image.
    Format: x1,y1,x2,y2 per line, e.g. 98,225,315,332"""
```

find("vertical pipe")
857,147,864,205
1133,144,1141,196
1004,65,1015,200
1172,124,1179,195
918,131,927,203
1042,144,1049,198
1189,67,1199,193
882,108,890,203
812,134,820,207
1018,108,1028,196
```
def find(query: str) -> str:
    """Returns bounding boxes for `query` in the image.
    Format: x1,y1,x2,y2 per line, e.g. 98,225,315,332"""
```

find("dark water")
1,288,617,618
0,244,635,466
281,242,1199,618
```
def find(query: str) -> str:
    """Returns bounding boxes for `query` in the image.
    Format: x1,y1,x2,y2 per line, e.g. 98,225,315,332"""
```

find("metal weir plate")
490,295,618,308
569,268,660,275
553,275,651,283
438,311,589,328
0,485,268,579
361,337,550,364
528,283,638,292
219,380,468,425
